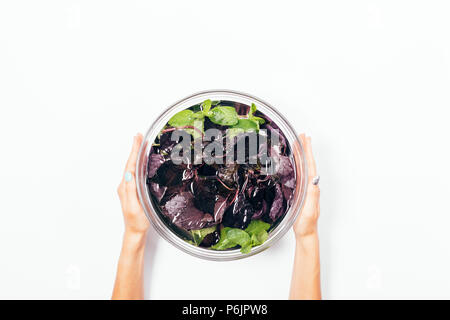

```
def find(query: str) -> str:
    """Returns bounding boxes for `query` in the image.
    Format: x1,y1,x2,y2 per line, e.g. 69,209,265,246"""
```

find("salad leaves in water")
146,100,295,254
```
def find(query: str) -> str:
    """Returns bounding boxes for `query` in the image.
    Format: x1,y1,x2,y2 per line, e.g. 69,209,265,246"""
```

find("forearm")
112,230,147,300
289,232,321,300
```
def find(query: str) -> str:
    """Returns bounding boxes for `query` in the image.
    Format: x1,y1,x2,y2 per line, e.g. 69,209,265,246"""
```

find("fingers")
125,133,144,175
299,134,316,179
119,133,143,197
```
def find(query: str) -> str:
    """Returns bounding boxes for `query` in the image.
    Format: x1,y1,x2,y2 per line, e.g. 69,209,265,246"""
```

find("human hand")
293,134,320,240
117,133,150,235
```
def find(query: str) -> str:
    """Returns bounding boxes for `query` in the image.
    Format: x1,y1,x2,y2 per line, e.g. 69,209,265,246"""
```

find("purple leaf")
162,192,215,231
281,185,294,207
276,156,295,189
269,184,285,221
223,193,254,229
149,182,167,203
147,153,165,179
213,196,228,223
270,145,295,189
252,199,268,220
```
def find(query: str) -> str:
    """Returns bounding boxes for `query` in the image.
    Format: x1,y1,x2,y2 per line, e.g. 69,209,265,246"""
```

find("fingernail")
124,171,133,182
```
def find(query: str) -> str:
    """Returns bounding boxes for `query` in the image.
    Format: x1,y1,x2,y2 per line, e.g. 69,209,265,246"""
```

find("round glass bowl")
136,90,307,261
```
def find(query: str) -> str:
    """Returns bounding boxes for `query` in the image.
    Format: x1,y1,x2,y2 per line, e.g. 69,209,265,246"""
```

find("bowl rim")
136,89,308,261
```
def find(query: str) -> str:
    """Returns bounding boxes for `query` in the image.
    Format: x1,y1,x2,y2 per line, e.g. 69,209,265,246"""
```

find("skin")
112,133,149,300
112,133,321,300
289,134,321,300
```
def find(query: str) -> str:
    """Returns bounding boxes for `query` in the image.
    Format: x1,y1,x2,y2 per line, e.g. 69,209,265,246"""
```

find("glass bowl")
136,90,307,261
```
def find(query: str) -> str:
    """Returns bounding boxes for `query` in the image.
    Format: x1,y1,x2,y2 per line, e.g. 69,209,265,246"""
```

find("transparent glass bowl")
136,90,307,261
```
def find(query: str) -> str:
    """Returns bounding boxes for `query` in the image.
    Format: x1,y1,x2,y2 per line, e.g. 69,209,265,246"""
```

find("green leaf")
245,220,271,246
250,103,257,116
240,243,252,254
227,229,251,247
168,110,195,127
251,116,265,124
226,127,245,139
226,119,259,139
192,112,205,119
231,119,259,131
190,226,216,246
211,220,271,254
201,99,212,115
212,227,251,253
208,106,239,126
185,118,204,140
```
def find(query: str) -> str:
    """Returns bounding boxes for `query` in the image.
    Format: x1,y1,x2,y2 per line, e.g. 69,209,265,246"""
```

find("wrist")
295,230,318,247
123,229,147,250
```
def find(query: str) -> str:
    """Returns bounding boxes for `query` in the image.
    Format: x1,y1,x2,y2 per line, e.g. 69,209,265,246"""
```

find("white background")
1,1,449,299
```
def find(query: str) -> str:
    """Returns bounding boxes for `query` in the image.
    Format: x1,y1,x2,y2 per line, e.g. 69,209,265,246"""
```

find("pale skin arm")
289,134,321,300
112,133,150,300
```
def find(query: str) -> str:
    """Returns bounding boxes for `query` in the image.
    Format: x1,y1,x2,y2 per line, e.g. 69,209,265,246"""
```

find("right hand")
117,133,150,235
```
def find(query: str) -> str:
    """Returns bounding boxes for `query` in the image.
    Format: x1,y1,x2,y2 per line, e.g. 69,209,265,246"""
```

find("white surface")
1,1,450,299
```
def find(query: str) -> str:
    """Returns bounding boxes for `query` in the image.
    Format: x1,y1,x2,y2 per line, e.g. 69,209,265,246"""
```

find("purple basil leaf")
192,178,218,214
155,162,185,186
158,131,178,154
276,155,295,189
162,192,215,231
213,196,228,223
252,199,268,220
148,153,165,179
269,184,285,221
149,182,167,203
223,193,254,229
281,184,294,207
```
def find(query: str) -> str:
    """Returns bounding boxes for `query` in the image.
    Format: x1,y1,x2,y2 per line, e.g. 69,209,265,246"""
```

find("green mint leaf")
168,110,195,127
240,243,252,254
226,119,259,139
227,228,251,247
245,219,271,234
211,227,234,250
250,103,257,116
211,227,251,251
251,116,265,124
212,220,270,254
201,99,212,115
190,226,216,246
208,106,239,126
226,127,245,139
248,103,265,124
245,220,271,246
185,118,204,140
192,112,205,119
231,119,259,131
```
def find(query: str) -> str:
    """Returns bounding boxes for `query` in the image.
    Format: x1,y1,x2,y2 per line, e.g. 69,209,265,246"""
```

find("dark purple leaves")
252,199,268,220
281,185,294,210
154,162,185,186
149,182,167,202
213,196,228,223
163,192,215,231
223,193,254,229
217,164,237,186
192,178,218,215
276,155,295,189
147,153,165,179
269,184,285,221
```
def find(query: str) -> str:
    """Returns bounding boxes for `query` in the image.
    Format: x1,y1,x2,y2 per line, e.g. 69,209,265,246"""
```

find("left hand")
292,134,320,239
